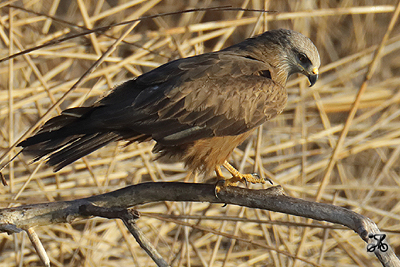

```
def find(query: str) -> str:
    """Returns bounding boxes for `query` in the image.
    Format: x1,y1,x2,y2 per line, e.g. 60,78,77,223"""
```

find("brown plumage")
18,29,320,184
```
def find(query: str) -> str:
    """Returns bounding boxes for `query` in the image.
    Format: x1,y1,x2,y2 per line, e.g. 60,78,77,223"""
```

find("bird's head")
228,29,320,87
281,30,320,87
258,29,320,87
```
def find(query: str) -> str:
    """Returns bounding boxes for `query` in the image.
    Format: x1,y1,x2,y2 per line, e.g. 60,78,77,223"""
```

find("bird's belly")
181,130,255,173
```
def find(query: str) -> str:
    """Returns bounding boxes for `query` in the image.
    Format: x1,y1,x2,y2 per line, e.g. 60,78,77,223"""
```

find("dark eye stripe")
298,52,311,65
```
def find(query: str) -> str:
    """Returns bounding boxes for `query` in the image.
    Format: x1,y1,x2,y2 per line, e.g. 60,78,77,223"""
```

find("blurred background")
0,0,400,266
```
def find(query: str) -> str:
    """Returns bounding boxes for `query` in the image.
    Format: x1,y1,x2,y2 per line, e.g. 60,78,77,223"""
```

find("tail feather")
23,135,80,162
21,131,120,171
38,107,93,134
48,132,119,171
19,107,94,148
18,107,121,171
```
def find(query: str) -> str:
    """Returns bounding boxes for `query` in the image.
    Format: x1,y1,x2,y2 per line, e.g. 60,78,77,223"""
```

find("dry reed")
1,0,400,266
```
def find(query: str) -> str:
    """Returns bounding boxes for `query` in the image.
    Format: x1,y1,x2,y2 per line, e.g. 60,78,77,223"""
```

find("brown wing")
88,52,287,146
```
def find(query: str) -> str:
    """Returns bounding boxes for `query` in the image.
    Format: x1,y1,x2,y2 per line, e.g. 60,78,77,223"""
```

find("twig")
26,228,50,267
79,204,169,266
0,224,22,235
124,215,169,267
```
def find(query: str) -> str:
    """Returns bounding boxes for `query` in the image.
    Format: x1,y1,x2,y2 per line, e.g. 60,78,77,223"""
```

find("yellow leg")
214,166,226,195
215,166,224,179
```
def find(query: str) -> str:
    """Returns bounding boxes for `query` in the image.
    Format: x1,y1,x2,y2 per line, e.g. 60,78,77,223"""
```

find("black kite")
19,29,320,186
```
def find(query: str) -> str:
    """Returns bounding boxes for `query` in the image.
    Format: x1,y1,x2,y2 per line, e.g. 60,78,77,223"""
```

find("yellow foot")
222,161,272,186
214,162,273,197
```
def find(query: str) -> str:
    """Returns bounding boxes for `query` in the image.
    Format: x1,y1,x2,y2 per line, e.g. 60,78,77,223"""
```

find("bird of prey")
18,29,320,186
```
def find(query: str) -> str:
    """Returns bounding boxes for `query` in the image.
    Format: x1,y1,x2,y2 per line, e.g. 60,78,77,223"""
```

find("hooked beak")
307,67,319,87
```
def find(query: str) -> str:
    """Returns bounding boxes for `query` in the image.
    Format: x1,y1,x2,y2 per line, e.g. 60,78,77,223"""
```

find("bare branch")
0,182,398,266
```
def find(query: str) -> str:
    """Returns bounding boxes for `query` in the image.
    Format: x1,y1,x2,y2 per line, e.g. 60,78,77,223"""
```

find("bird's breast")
167,130,255,174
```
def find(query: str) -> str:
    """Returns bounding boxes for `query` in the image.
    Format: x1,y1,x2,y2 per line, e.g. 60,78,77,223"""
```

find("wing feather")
79,52,287,146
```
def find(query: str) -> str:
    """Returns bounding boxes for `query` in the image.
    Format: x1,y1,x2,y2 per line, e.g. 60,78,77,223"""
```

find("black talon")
243,177,249,188
214,187,219,199
214,180,225,199
264,177,273,185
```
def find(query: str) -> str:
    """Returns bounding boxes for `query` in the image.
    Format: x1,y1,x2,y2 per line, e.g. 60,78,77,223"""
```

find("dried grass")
1,0,400,266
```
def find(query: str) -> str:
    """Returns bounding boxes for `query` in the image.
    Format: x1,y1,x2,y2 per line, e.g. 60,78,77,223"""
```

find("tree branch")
0,182,398,266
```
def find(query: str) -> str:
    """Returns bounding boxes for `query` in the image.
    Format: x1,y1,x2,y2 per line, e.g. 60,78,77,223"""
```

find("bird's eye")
298,53,308,64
